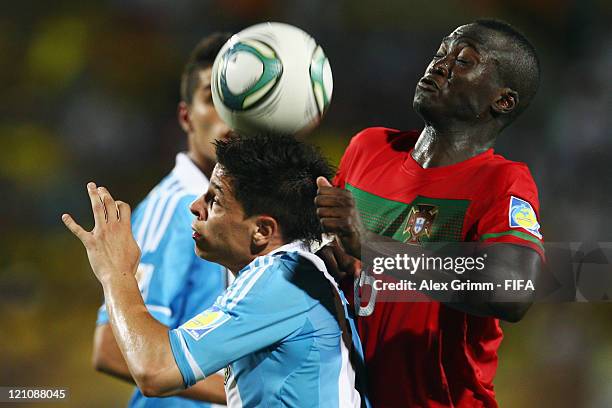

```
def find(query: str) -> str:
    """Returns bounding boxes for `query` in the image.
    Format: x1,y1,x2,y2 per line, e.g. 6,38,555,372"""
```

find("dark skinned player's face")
413,24,507,125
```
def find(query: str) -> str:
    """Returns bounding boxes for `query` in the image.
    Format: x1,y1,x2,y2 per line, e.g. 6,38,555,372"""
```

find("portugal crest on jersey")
404,204,438,244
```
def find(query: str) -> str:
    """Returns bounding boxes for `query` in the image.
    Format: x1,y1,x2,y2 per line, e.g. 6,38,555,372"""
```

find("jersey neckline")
401,147,494,179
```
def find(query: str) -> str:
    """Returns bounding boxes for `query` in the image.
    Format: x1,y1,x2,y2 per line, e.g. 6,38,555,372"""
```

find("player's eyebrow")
442,36,482,54
211,181,225,198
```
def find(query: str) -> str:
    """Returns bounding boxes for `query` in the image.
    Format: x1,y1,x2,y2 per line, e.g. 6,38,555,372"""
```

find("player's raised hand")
315,177,364,260
62,182,141,284
316,239,361,283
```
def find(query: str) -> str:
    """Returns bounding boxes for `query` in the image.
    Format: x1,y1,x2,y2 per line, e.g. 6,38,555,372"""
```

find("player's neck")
227,237,286,276
413,125,496,168
187,151,216,180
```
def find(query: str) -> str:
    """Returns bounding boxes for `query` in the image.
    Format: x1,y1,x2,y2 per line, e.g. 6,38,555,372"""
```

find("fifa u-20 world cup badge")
182,306,231,341
509,196,542,239
404,204,438,244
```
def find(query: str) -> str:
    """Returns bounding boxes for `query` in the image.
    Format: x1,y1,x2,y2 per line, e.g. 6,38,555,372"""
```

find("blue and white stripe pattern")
169,241,365,407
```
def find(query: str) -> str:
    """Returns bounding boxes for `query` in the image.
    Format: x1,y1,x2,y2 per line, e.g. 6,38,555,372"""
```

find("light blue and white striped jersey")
169,242,366,408
97,153,226,408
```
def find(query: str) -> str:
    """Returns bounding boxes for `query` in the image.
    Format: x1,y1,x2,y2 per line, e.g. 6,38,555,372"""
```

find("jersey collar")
402,147,494,179
268,240,311,256
171,152,209,195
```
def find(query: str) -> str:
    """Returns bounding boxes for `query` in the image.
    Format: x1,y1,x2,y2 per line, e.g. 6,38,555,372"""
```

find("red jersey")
334,128,544,408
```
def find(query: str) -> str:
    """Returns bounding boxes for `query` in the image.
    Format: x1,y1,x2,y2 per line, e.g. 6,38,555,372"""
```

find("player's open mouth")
418,77,439,92
192,230,202,240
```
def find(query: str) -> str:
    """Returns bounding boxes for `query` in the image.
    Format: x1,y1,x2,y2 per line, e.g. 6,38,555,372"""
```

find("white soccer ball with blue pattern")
211,22,333,136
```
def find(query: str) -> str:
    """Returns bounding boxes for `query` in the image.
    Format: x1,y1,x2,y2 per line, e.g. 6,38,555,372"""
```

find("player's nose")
430,58,449,78
189,195,208,221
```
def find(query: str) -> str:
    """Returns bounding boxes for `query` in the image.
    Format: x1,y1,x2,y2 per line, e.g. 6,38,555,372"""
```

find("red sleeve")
332,130,365,188
476,164,544,259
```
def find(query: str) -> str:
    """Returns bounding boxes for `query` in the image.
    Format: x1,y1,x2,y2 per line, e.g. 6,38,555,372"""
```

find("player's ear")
178,101,193,133
492,88,519,115
251,216,279,247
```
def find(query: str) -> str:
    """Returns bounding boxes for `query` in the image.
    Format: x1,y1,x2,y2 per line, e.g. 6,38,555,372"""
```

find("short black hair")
474,19,540,125
215,134,333,244
180,32,232,104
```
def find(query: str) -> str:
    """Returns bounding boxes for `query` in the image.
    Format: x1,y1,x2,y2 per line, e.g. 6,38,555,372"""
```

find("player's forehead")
441,24,503,53
197,67,213,90
210,164,231,197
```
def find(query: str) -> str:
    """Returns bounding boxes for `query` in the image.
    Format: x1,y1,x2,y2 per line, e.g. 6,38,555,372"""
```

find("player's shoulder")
245,251,324,291
348,127,419,153
340,127,419,181
276,251,336,296
220,254,310,309
275,251,321,275
484,152,538,189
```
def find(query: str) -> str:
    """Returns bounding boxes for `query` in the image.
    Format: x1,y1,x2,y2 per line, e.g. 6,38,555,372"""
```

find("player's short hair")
180,32,232,104
474,19,540,126
215,134,333,244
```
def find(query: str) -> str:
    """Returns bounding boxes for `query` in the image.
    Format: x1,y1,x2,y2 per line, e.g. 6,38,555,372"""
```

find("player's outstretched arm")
315,177,541,322
63,183,183,397
93,323,134,383
93,323,226,403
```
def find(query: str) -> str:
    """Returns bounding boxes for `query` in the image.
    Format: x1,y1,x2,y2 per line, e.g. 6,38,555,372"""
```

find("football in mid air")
211,22,333,136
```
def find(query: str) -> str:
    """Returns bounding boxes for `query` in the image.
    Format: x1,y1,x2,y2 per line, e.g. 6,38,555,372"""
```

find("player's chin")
194,241,210,259
195,241,223,265
413,93,443,119
413,87,438,104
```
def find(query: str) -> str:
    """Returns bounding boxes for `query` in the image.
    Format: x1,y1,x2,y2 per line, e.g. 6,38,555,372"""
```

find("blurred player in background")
63,135,365,407
92,33,232,407
316,20,543,407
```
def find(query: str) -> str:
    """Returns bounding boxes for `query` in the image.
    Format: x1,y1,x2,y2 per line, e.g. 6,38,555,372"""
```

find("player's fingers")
314,194,352,208
98,186,118,222
116,201,131,223
316,186,354,201
319,217,352,235
61,213,89,244
331,242,360,277
86,182,106,225
316,185,341,195
316,245,342,280
316,206,346,219
316,176,333,188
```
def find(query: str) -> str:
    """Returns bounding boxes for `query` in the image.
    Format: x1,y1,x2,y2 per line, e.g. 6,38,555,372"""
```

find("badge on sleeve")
182,306,231,341
509,196,542,239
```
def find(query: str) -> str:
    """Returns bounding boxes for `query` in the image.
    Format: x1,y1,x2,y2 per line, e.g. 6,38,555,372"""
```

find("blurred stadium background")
1,0,611,406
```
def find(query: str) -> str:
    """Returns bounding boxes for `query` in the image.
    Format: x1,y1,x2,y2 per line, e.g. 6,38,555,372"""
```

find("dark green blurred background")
1,0,611,407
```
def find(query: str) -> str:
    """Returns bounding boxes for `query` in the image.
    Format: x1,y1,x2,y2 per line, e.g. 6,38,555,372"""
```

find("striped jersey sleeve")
168,255,310,387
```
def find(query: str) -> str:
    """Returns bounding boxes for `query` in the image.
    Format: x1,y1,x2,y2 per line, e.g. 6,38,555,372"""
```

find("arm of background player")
315,178,541,322
92,323,226,403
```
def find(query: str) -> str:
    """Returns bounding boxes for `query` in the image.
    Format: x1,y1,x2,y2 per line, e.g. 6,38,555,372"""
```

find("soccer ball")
211,22,333,136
